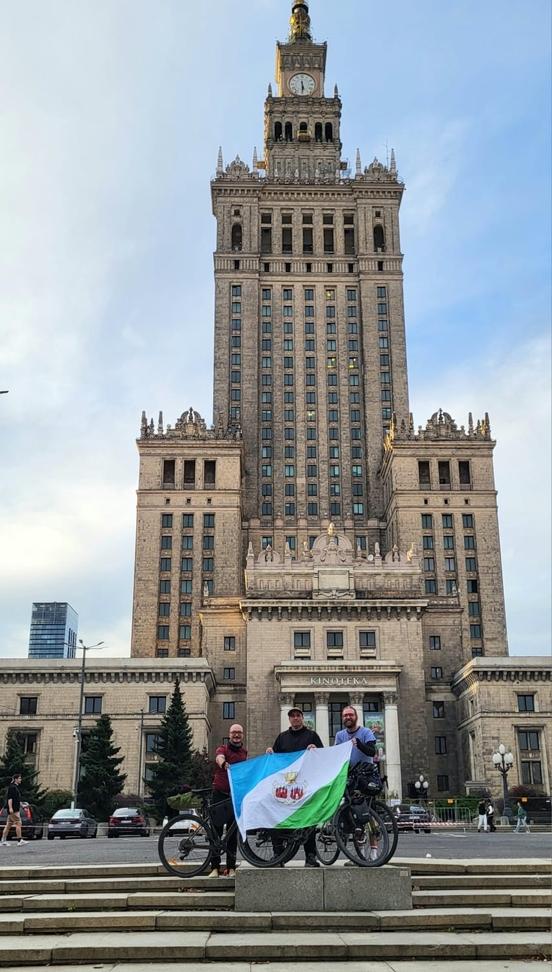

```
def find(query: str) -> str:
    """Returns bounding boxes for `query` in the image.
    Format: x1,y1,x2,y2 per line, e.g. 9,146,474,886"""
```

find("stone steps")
0,929,548,965
0,964,545,972
0,906,549,936
413,887,552,908
412,872,551,889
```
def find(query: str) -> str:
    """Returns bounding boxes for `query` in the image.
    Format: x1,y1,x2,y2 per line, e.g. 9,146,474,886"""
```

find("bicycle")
158,787,296,877
315,764,398,866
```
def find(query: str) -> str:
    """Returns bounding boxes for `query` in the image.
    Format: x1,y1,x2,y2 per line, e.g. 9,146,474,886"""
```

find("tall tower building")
212,0,409,557
129,1,521,800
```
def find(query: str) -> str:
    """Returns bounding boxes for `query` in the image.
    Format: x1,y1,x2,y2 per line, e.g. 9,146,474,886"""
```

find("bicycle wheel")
315,821,340,866
239,828,301,868
158,813,214,877
334,804,390,867
372,800,399,861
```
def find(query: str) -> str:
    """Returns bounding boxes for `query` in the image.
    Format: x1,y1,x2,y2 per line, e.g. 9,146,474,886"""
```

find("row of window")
293,630,376,651
418,460,471,489
159,557,214,573
421,513,474,530
160,535,216,552
162,459,217,489
161,513,215,529
422,535,477,551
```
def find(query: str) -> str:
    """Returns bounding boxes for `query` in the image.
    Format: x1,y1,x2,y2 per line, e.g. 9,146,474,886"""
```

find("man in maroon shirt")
208,724,247,877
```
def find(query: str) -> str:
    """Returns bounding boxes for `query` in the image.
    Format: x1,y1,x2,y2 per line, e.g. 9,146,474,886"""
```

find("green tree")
78,715,126,820
146,677,194,820
0,731,46,809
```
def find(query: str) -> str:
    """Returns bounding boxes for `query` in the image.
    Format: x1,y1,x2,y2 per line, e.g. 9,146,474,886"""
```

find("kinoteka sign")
309,676,366,687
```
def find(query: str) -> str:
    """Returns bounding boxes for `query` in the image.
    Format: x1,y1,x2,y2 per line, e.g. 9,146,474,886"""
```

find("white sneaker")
207,868,220,877
369,847,379,862
0,841,9,847
17,840,28,846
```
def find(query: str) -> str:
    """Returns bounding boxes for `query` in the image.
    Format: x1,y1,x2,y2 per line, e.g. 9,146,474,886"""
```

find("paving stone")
464,931,552,958
235,868,324,913
23,911,159,933
21,892,129,911
52,930,209,963
206,931,348,960
155,911,271,931
341,931,477,959
0,915,24,935
127,891,234,909
271,911,380,930
0,897,23,914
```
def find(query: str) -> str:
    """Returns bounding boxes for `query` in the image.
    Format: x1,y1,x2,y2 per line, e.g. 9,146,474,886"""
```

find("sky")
0,0,550,660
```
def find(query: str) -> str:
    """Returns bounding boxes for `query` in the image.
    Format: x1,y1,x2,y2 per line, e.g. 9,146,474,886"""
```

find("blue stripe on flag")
228,751,302,821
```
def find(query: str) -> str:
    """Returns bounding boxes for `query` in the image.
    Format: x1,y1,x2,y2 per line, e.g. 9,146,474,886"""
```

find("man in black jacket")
266,708,324,867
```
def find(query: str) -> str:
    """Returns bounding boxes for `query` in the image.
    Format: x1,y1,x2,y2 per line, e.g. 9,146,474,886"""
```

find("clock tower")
265,0,342,181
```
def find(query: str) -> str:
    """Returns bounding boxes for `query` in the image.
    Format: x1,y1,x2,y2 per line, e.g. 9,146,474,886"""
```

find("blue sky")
0,0,550,659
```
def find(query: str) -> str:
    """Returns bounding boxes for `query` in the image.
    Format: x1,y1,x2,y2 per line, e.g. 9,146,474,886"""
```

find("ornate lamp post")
414,773,429,802
492,743,514,816
71,639,104,809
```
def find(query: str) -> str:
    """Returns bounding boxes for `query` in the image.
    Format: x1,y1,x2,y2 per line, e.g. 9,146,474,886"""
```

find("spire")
267,82,273,97
390,148,397,174
355,149,362,175
157,411,164,435
252,146,258,169
289,1,312,43
216,146,223,176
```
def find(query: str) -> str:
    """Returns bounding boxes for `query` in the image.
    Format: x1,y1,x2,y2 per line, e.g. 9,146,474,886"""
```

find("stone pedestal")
235,864,412,912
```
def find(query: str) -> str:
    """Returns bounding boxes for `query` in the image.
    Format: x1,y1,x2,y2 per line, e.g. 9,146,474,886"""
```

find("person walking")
1,773,27,847
513,801,529,833
266,707,324,867
477,798,488,832
486,799,496,832
208,724,247,877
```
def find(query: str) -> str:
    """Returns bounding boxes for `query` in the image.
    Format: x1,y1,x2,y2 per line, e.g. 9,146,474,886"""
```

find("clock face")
289,73,316,96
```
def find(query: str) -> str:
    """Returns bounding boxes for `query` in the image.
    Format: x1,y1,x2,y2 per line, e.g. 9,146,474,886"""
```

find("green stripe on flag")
274,759,349,830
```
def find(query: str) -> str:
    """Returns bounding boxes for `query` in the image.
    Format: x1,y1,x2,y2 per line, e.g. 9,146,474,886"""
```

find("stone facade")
0,659,214,795
452,657,552,798
131,409,243,658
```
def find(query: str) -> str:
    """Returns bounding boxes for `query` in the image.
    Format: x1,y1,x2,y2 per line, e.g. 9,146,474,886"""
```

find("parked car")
47,808,98,839
107,807,151,838
393,803,432,833
0,801,43,840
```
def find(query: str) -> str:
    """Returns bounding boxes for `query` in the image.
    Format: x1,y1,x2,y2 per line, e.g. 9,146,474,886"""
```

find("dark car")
393,803,432,833
47,808,98,839
0,801,43,840
107,807,151,838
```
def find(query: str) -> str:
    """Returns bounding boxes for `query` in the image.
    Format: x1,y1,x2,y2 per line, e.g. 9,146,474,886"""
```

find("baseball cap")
288,707,303,717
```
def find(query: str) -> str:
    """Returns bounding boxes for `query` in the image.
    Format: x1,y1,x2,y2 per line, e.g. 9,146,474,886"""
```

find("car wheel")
414,828,419,834
47,835,54,840
424,829,431,834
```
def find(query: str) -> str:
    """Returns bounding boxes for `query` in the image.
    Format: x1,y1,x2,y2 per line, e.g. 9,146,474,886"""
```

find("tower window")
231,224,242,252
204,461,216,487
261,226,272,254
418,461,430,487
315,122,323,142
282,227,293,254
373,224,386,252
303,227,314,254
162,459,176,486
274,121,283,141
285,121,293,141
325,122,333,142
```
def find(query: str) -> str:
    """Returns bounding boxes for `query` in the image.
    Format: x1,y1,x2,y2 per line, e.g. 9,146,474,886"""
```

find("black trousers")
210,789,237,870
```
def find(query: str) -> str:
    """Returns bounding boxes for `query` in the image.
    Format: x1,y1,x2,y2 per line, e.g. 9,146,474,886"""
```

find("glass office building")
28,602,78,659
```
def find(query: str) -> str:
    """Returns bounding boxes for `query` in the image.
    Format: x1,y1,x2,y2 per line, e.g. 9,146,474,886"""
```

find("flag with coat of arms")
228,741,353,838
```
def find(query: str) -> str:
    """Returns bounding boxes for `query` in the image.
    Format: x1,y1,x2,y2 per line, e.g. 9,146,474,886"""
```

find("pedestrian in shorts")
1,773,27,847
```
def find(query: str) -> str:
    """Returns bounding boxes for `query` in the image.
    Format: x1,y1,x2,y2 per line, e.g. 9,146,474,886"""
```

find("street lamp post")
71,639,104,809
414,773,429,802
136,709,145,797
492,743,514,817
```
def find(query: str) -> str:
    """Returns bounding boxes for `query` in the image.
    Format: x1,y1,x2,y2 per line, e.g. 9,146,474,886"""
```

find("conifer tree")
0,731,46,809
78,715,126,820
146,677,194,820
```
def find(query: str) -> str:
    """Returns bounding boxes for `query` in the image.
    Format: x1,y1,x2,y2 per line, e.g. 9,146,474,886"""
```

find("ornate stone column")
314,693,330,746
383,692,402,800
349,692,365,729
279,694,294,733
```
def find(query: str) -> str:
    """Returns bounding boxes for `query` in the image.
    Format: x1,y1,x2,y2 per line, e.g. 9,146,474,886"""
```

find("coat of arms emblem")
273,770,308,803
